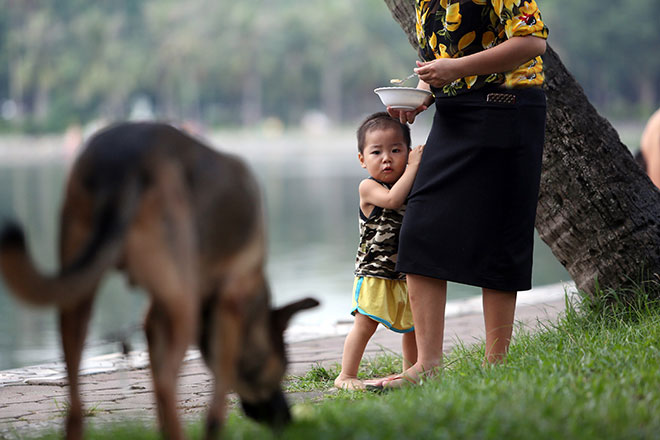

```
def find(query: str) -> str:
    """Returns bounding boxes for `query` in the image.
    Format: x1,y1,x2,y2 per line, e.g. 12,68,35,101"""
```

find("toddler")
334,112,424,390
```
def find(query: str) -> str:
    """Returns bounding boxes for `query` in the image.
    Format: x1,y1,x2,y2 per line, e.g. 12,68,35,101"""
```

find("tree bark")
383,0,660,297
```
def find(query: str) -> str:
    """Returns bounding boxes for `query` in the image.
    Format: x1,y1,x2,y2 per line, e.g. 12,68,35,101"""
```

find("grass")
284,352,402,393
19,287,660,439
53,398,101,418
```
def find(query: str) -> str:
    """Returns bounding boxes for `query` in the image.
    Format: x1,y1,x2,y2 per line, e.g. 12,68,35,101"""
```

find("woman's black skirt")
396,86,546,292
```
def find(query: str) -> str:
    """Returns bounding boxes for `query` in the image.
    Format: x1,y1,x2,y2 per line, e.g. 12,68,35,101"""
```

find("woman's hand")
386,77,434,124
413,59,461,89
387,105,428,125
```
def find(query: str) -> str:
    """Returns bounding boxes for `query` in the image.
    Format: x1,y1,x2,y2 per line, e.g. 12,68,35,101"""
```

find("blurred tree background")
0,0,658,134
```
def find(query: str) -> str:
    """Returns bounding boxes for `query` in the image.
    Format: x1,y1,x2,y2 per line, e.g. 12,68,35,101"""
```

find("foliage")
0,0,657,133
540,0,660,118
0,0,416,132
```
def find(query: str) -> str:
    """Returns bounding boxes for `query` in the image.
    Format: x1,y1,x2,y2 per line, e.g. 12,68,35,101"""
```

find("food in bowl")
374,87,433,110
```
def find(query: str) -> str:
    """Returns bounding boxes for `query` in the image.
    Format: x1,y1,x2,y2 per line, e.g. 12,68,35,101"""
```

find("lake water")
0,127,571,370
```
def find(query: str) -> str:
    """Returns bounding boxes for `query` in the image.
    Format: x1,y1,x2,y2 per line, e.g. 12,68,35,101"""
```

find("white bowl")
374,87,433,110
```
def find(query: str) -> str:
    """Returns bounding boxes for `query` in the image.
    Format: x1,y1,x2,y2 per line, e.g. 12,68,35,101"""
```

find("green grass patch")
284,352,402,392
19,288,660,439
12,421,161,440
260,289,660,439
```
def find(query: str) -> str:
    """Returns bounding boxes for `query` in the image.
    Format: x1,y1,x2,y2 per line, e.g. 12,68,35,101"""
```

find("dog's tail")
0,176,142,309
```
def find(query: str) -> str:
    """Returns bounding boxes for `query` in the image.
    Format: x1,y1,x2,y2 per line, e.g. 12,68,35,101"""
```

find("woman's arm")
388,35,545,124
414,35,546,89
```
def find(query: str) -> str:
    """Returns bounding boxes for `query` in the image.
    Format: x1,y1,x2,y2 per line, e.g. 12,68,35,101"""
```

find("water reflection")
0,130,571,370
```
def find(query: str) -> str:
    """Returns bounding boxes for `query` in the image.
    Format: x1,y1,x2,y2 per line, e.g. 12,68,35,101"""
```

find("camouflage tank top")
354,181,406,281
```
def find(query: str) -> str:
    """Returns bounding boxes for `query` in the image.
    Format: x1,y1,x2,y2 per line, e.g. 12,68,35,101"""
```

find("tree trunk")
383,0,660,297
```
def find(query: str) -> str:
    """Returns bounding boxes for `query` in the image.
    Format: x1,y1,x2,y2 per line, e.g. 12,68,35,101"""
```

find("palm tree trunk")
383,0,660,297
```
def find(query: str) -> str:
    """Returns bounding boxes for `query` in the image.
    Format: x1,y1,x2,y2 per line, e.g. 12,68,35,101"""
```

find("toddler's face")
359,127,410,184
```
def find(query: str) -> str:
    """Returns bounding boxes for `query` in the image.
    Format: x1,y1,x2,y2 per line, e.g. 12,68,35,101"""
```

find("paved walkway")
0,287,571,438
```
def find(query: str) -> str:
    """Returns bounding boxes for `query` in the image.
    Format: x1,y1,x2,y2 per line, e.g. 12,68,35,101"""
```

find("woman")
381,0,549,388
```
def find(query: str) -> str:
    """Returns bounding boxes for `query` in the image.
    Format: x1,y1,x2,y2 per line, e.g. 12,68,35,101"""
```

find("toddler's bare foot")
334,375,365,391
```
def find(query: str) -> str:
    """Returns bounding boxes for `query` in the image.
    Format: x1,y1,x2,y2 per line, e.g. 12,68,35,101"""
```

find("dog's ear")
272,297,319,334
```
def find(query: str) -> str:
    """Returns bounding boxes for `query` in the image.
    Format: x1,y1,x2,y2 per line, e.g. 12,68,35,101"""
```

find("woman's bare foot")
382,364,439,389
363,373,399,387
334,375,365,391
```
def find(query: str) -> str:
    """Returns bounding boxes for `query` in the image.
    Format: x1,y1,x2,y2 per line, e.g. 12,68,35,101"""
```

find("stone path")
0,286,571,438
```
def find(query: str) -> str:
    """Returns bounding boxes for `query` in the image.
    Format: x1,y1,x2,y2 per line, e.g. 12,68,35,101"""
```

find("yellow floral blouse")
416,0,549,97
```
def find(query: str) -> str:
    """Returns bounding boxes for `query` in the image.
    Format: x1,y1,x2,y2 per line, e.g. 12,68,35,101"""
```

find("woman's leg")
334,312,379,390
363,330,417,386
385,274,446,387
482,288,517,364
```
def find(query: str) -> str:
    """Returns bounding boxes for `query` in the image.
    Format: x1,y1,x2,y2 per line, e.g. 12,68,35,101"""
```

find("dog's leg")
143,291,197,440
59,296,95,440
58,203,97,440
204,378,231,439
145,298,195,440
128,162,199,440
142,268,197,440
201,227,269,437
201,297,241,440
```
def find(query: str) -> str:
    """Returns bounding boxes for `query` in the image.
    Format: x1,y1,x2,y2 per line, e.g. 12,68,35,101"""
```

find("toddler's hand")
408,144,425,166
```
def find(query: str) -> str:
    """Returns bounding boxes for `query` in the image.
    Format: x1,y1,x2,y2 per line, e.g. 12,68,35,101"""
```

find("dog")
0,122,319,440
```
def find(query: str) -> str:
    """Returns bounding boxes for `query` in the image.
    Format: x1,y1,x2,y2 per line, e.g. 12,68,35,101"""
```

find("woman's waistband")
434,85,546,108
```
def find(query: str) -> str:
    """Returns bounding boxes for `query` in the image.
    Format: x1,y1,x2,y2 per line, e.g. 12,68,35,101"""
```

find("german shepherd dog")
0,122,319,440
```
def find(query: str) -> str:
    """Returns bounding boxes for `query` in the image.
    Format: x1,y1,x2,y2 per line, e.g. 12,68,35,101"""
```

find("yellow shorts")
351,276,414,333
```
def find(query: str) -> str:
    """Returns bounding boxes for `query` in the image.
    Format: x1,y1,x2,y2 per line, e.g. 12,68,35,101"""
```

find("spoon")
390,72,418,85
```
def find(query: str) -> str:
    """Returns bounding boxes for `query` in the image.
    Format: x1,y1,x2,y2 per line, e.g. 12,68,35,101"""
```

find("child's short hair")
356,112,411,154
